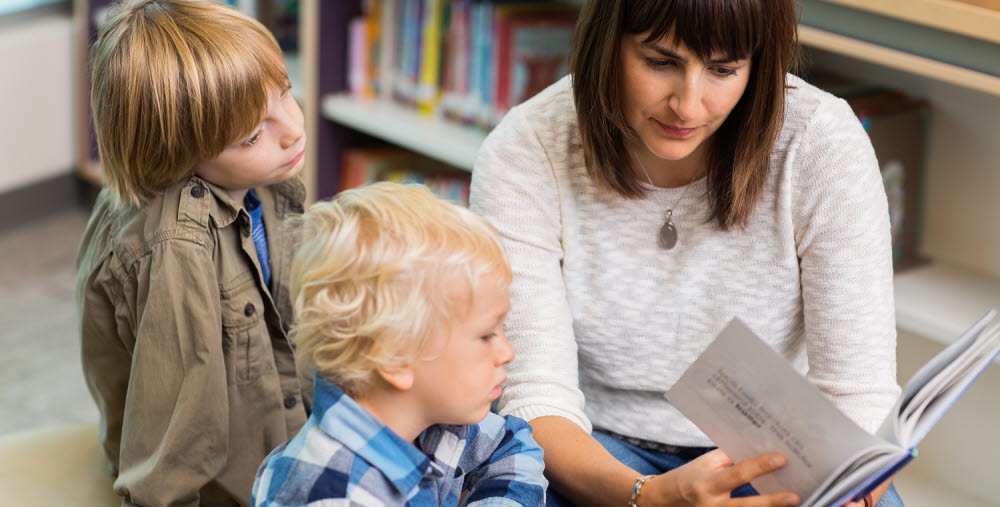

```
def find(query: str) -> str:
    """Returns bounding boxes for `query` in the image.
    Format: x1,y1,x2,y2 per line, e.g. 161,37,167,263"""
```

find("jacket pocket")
220,272,268,385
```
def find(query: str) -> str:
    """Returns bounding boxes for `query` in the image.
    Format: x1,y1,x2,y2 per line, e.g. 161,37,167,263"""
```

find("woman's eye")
712,66,738,77
242,129,262,148
644,58,675,70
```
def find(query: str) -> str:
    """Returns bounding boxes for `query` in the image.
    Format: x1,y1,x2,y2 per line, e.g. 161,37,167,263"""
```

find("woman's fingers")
670,451,800,506
709,453,788,494
694,448,735,469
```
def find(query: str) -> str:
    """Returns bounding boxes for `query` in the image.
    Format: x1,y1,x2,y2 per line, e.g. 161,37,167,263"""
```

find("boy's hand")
641,450,800,506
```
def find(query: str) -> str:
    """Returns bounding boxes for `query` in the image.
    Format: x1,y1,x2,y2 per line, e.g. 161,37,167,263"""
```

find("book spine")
348,17,369,98
494,11,512,125
417,0,444,114
366,0,381,98
378,0,398,100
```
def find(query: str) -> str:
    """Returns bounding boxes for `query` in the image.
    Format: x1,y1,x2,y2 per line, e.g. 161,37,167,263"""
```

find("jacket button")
243,303,255,316
190,185,205,198
283,395,297,409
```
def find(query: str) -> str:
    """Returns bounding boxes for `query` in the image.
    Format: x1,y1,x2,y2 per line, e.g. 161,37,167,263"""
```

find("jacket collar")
172,175,306,229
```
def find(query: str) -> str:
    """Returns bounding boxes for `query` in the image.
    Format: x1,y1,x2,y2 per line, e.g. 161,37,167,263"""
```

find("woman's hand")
640,450,800,507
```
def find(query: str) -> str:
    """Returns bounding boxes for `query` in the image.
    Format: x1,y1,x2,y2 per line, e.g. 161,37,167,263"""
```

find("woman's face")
620,32,752,169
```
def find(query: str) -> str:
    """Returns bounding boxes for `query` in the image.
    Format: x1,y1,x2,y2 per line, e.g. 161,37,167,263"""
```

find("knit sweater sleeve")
792,96,902,433
470,106,592,432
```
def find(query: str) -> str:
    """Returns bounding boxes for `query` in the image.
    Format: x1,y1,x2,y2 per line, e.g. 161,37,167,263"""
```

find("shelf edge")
817,0,1000,46
798,25,1000,97
321,95,485,172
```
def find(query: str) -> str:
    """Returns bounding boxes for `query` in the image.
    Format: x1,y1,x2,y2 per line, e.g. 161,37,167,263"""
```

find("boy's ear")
376,362,415,392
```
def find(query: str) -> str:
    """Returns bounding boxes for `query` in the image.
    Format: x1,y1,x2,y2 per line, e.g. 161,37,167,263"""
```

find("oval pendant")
658,221,678,250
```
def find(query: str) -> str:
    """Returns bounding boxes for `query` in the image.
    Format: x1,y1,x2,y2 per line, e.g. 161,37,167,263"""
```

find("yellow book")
417,0,444,114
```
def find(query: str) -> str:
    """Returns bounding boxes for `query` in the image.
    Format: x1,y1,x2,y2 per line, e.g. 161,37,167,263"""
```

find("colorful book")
501,15,576,115
341,147,471,205
416,0,446,113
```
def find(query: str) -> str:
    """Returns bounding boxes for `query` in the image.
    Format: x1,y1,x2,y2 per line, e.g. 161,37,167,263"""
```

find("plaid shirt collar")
311,373,447,496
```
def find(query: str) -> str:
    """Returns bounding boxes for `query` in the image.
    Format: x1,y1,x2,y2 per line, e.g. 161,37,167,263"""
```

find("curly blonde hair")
290,183,512,396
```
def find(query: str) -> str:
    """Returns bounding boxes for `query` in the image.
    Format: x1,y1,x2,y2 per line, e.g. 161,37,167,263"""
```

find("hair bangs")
180,7,290,157
626,0,764,63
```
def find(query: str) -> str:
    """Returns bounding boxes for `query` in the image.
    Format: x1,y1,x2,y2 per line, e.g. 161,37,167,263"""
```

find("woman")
470,0,904,505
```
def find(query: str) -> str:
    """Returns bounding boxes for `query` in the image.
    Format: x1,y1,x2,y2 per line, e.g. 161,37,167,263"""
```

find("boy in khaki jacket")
75,1,311,505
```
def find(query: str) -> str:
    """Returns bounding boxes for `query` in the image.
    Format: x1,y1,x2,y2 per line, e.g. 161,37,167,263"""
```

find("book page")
665,319,892,500
898,312,1000,444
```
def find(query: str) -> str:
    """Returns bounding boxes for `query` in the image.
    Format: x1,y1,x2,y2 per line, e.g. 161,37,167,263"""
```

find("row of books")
341,147,472,205
807,71,930,268
349,0,579,129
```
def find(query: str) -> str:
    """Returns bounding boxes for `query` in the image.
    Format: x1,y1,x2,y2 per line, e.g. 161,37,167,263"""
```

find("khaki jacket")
75,175,313,507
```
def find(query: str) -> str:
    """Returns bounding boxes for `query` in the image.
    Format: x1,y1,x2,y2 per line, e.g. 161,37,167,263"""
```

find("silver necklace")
634,152,695,250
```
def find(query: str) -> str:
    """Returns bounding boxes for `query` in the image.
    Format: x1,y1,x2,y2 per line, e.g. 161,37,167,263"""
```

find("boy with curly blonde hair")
76,1,310,505
252,183,547,505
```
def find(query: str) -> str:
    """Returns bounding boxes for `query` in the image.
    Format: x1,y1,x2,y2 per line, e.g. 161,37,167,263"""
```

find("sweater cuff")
506,404,593,434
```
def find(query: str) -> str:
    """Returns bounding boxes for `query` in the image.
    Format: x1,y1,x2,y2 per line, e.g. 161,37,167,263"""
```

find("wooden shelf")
798,25,1000,97
321,95,486,172
818,0,1000,45
895,262,1000,347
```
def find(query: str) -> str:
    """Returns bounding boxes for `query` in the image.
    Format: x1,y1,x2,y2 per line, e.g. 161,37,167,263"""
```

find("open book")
665,311,1000,506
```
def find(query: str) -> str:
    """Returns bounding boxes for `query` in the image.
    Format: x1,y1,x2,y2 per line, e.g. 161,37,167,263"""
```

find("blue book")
666,311,1000,506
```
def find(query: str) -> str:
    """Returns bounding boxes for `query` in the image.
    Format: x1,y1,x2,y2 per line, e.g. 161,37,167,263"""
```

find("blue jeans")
545,430,905,506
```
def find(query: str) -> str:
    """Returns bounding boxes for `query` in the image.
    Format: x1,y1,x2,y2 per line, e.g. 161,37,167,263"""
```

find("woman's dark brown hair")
570,0,799,229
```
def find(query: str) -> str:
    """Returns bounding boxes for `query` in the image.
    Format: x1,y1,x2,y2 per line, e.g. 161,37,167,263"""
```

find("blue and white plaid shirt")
252,373,547,506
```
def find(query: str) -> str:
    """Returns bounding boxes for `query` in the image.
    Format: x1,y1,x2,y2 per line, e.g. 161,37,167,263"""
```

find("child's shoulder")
80,176,231,275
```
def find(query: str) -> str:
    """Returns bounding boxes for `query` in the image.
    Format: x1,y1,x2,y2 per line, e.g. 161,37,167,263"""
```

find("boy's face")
409,273,514,426
194,87,306,195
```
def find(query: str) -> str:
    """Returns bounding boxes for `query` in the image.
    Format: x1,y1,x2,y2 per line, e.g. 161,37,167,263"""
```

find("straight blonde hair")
90,0,289,206
290,183,513,396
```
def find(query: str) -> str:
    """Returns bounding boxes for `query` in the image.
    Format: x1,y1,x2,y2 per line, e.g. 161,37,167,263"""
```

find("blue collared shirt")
244,189,271,287
252,373,547,506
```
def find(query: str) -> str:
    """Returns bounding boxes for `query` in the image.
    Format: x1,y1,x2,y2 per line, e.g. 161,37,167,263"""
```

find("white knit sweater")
470,75,901,447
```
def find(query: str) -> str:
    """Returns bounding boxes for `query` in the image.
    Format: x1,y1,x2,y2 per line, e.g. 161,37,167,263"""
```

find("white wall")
0,13,75,193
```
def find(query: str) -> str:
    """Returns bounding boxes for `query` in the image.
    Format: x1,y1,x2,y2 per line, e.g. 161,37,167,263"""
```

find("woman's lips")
654,119,698,139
